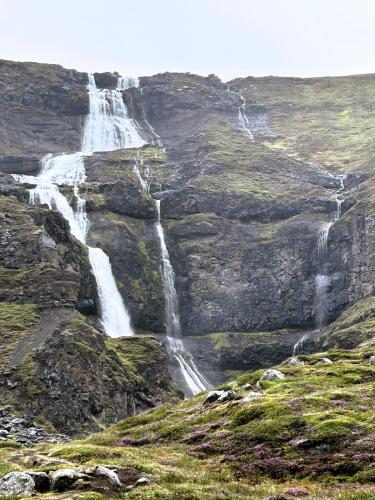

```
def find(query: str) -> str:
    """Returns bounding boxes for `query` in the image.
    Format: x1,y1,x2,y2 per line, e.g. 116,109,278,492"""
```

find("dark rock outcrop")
1,319,180,434
0,59,88,156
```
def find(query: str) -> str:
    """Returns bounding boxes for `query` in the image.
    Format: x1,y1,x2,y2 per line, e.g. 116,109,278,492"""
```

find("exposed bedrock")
0,60,89,156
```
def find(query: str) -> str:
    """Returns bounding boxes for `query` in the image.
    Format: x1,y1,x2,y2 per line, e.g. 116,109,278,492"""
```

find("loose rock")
50,468,87,492
135,477,150,486
260,369,285,381
203,391,224,404
241,383,253,390
0,472,35,497
24,472,50,493
217,390,237,402
317,357,333,365
86,465,121,486
282,357,305,366
242,391,263,403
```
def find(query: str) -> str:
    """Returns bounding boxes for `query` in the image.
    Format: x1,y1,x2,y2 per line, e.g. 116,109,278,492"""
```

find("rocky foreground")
0,339,372,498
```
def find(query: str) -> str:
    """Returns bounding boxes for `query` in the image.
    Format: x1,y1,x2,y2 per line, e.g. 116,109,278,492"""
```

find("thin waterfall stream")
292,173,346,357
133,158,212,397
14,74,146,337
227,84,254,140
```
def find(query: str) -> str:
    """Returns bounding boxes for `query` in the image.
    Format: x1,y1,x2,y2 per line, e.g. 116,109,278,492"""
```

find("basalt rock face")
132,73,348,335
0,59,89,158
84,147,165,331
1,59,375,423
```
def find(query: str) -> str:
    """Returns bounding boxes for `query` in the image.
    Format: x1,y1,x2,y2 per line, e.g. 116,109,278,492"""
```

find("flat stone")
242,391,263,403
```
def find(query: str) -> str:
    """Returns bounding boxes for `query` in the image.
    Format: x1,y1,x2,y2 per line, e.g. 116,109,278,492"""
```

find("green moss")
233,74,375,172
0,302,38,370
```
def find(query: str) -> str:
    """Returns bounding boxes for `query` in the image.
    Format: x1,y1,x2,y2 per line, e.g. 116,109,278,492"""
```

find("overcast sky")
1,0,375,81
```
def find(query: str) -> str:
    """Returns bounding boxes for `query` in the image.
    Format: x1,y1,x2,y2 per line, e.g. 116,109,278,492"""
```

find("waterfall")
314,174,346,329
130,154,211,396
291,174,346,356
14,73,145,337
155,200,211,396
82,74,145,153
227,84,254,140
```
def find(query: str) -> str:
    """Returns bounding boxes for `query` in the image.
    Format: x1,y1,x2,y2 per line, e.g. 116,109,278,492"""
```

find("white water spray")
314,174,346,329
15,74,145,337
131,155,211,396
155,200,211,396
227,84,254,140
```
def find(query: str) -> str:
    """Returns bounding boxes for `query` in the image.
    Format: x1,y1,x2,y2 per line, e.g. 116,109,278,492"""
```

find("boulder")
259,369,285,381
369,356,375,366
50,468,87,492
317,358,333,365
203,391,224,404
24,472,50,493
282,357,305,366
85,465,121,486
135,477,150,486
241,383,253,390
217,390,237,402
0,472,35,497
242,391,263,403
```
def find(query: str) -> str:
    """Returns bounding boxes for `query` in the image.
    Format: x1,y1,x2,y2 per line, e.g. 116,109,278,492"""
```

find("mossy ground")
231,74,375,173
0,302,38,370
321,297,375,349
0,341,372,498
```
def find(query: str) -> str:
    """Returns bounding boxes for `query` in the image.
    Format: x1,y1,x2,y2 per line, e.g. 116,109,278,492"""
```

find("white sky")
1,0,375,81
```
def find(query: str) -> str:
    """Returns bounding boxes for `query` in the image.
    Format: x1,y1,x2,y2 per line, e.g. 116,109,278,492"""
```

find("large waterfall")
15,74,146,337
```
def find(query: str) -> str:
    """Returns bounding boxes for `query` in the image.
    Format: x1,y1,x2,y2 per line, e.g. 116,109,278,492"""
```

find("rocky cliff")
1,59,375,434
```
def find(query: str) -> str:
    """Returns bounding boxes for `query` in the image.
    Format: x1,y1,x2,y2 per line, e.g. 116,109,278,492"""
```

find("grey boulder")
260,369,285,381
50,468,88,492
217,390,237,402
203,391,224,404
0,472,35,497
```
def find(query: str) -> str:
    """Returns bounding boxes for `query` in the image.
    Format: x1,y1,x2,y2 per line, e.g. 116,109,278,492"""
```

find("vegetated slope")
1,59,375,440
230,74,375,172
0,339,373,498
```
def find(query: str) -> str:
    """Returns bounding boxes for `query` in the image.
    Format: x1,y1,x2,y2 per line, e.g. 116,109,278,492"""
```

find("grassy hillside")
232,74,375,173
0,338,373,498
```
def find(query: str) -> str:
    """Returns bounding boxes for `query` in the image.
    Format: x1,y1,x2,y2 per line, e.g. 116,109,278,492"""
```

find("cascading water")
314,174,345,329
131,154,211,396
14,74,146,337
291,173,346,357
82,74,145,153
227,84,254,140
155,200,211,396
